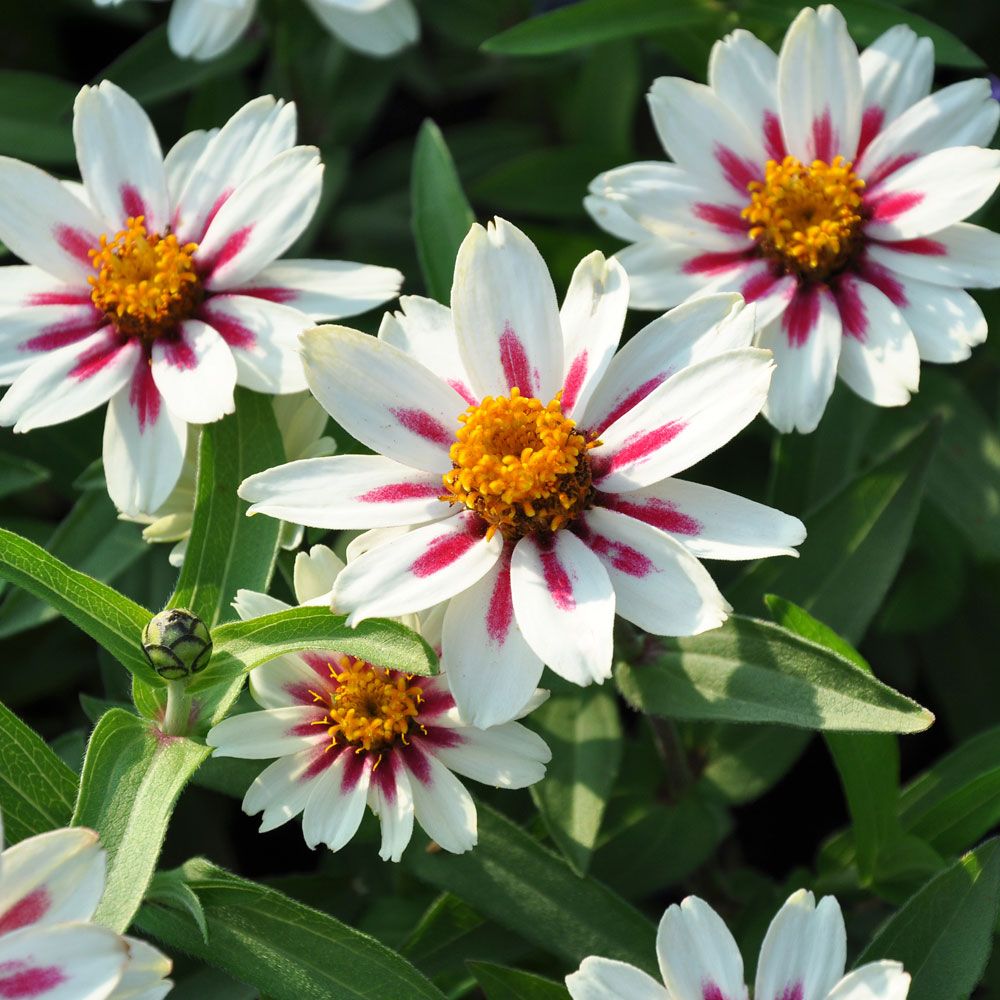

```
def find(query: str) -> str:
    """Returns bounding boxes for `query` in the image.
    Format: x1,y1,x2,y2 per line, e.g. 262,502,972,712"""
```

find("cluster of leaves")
3,0,1000,997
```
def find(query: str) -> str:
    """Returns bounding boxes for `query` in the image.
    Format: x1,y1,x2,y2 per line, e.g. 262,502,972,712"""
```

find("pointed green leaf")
469,962,570,1000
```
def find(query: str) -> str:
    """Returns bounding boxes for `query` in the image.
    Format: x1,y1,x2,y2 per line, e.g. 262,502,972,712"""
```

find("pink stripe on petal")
419,727,463,749
499,323,535,394
682,249,752,276
69,336,129,380
200,307,256,349
599,494,701,536
26,291,93,307
715,145,759,194
121,184,146,220
373,750,399,801
856,258,907,307
285,681,316,704
693,203,747,235
55,226,95,266
576,523,654,578
833,276,867,341
486,552,514,645
864,152,917,188
205,225,253,276
857,106,885,158
162,336,197,370
356,482,442,504
0,962,65,999
811,110,836,163
742,268,781,303
21,316,101,353
778,986,804,1000
203,190,233,238
414,680,455,719
340,750,367,791
302,652,334,679
0,891,49,935
233,286,297,305
404,742,432,785
302,744,342,780
390,408,453,447
602,423,685,476
763,111,786,161
411,526,482,578
594,375,669,437
561,350,588,412
540,545,575,612
703,987,727,1000
130,358,161,432
781,285,821,347
873,236,946,257
867,190,923,223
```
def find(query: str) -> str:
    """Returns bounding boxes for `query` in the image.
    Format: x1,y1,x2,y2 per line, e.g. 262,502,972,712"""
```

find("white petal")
757,286,841,434
834,277,919,407
0,302,104,385
859,26,933,135
826,962,910,1000
242,746,323,832
333,512,502,624
866,222,1000,289
566,957,670,1000
584,192,652,243
864,146,1000,241
440,556,544,729
601,477,805,561
301,750,372,851
754,890,846,1000
103,364,187,517
207,705,324,759
657,896,747,1000
163,128,214,206
112,936,172,1000
592,348,774,493
896,278,986,363
0,158,104,282
370,757,414,862
173,95,296,243
232,589,291,621
167,0,255,61
378,295,476,402
0,266,89,313
200,146,323,291
430,720,550,789
580,507,729,636
293,544,346,604
301,324,467,473
406,749,477,854
248,652,331,710
559,252,628,419
151,320,236,424
235,258,402,321
581,293,751,435
452,218,564,401
0,923,127,1000
613,238,721,311
510,531,615,686
304,0,419,56
777,5,862,161
0,828,104,930
0,328,138,433
199,293,309,394
648,77,764,198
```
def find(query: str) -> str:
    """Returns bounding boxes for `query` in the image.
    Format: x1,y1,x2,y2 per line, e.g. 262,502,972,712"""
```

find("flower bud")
142,608,212,680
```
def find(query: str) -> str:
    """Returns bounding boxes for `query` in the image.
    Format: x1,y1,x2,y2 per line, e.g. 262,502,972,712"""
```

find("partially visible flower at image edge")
587,4,1000,432
0,82,402,517
239,218,806,728
92,0,419,61
566,888,910,1000
126,391,336,566
0,810,172,1000
206,544,551,861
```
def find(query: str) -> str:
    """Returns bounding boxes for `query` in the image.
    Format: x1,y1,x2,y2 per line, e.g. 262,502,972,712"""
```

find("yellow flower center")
742,155,865,277
441,388,597,540
88,216,202,339
312,658,424,756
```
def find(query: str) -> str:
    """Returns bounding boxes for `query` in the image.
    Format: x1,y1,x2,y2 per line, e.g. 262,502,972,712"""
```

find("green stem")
650,716,693,804
162,680,191,737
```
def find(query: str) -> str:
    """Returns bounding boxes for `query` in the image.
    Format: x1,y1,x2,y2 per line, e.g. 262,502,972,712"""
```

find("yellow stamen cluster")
743,155,865,277
441,388,596,540
88,216,201,338
312,658,424,757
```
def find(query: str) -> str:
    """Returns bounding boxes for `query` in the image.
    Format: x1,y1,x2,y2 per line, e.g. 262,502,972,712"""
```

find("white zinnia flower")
93,0,419,61
587,5,1000,433
566,889,910,1000
239,218,805,728
0,83,402,517
0,813,172,1000
206,544,552,861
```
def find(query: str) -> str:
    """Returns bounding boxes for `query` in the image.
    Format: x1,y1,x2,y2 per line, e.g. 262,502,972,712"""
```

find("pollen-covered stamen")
312,658,425,757
743,155,865,277
88,215,202,339
441,388,597,540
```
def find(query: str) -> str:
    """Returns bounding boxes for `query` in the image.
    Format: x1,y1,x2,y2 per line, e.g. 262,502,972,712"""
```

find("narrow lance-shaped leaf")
72,708,210,932
135,858,447,1000
615,614,933,733
411,120,474,303
0,528,158,685
0,700,78,844
169,388,285,628
470,962,570,1000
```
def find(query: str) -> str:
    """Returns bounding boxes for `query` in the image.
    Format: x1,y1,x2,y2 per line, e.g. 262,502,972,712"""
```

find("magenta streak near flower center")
0,961,65,1000
356,482,441,503
390,408,453,446
499,323,535,395
539,547,575,611
485,558,514,644
0,890,49,935
411,529,480,577
602,422,685,475
560,350,588,412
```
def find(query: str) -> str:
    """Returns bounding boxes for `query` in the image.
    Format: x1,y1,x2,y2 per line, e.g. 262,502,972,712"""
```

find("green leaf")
169,389,285,627
615,615,933,733
0,71,76,165
72,709,210,932
411,120,475,303
858,838,1000,1000
0,700,77,844
765,596,900,884
147,869,209,944
0,489,148,639
699,726,812,805
483,0,723,56
528,686,622,875
0,528,159,685
100,25,265,106
136,858,446,1000
0,451,49,501
729,422,938,643
406,801,657,975
469,962,570,1000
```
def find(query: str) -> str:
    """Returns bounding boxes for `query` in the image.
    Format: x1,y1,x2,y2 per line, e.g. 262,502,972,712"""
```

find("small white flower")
126,391,337,566
94,0,419,61
240,218,805,728
0,813,172,1000
206,545,551,861
587,5,1000,433
0,83,402,517
566,889,910,1000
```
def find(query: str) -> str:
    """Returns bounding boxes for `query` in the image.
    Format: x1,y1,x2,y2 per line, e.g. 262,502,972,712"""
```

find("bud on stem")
142,608,211,737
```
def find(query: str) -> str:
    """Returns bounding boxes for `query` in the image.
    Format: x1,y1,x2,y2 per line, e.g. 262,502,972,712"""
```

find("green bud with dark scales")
142,608,212,680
